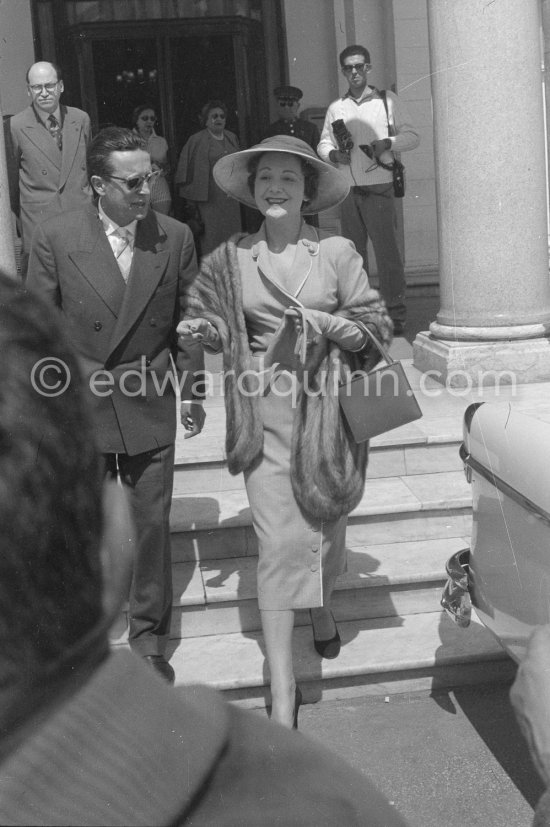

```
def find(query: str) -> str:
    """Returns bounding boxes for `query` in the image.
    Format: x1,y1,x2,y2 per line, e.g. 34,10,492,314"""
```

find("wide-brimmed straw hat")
213,135,350,215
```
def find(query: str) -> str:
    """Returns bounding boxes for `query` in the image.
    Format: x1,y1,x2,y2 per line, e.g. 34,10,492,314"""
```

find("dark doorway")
70,18,268,166
168,35,239,154
92,37,161,132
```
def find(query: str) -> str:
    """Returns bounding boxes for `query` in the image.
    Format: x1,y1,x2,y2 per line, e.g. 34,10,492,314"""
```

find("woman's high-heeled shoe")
293,685,302,730
309,610,341,659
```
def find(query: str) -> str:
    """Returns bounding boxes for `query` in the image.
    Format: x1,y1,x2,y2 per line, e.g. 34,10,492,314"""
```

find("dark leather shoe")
143,655,175,685
309,610,341,659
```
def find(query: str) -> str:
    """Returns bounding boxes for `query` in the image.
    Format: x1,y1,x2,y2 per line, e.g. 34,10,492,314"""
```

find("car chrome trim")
441,548,471,627
463,401,484,434
461,447,550,527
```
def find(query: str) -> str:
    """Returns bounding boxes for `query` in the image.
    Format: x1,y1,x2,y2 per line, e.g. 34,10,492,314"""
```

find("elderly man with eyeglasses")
27,127,205,685
318,45,420,336
10,61,91,278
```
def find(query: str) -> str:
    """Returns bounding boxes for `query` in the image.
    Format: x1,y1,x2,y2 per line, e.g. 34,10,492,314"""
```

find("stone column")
414,0,550,386
0,96,16,279
541,0,550,249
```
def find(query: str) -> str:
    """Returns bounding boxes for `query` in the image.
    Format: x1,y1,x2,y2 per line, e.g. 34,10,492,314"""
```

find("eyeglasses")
342,63,367,75
28,82,59,94
107,170,160,191
139,115,156,122
277,98,297,107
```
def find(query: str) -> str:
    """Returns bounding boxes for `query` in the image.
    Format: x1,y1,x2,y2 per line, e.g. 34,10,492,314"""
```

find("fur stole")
184,235,393,521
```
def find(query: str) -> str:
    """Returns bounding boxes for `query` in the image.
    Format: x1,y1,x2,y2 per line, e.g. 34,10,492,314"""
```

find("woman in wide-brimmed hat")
178,135,392,728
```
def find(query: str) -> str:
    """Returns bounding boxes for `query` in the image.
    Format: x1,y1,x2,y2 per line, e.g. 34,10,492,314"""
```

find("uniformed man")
263,85,320,151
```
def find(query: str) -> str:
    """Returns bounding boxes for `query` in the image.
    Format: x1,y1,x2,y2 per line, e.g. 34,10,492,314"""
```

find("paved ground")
297,682,543,827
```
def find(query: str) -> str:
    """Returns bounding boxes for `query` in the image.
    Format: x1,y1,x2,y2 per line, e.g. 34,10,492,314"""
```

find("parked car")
441,402,550,663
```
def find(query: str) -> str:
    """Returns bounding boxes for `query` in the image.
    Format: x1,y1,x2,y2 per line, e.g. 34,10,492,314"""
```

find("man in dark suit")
0,269,408,826
27,127,205,683
263,85,320,150
10,61,91,277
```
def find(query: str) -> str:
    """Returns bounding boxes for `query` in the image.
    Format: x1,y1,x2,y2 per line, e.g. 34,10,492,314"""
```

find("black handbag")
338,325,422,442
380,91,405,198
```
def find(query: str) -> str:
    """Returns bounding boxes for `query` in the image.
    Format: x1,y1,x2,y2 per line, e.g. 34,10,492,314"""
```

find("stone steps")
173,439,465,495
115,351,543,702
169,535,470,639
164,611,514,707
169,468,472,563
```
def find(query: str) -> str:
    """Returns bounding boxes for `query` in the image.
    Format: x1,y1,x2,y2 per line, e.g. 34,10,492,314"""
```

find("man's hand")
177,318,220,348
181,401,206,439
371,138,392,159
328,149,351,166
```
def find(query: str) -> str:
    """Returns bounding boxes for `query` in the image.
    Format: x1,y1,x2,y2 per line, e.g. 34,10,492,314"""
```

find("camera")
332,119,354,153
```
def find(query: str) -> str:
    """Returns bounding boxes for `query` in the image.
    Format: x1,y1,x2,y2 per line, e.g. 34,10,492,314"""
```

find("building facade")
0,0,436,284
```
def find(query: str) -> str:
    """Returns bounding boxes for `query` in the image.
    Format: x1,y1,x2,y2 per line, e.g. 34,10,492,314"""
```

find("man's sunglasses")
277,98,298,106
342,63,368,75
107,170,160,191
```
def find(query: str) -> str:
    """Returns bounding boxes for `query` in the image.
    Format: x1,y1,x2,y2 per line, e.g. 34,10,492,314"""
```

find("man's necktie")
47,114,62,150
110,227,133,282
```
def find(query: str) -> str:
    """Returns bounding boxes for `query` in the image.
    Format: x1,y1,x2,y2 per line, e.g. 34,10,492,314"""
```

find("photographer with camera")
318,45,420,335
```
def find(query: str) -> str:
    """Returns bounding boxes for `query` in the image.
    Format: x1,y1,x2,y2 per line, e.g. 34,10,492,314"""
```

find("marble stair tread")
169,471,472,532
173,401,466,465
172,441,465,496
167,611,508,692
173,443,463,496
340,535,469,588
175,357,550,464
172,537,469,607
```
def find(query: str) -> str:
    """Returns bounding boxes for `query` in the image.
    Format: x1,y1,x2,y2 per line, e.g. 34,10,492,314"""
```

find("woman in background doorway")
132,104,172,215
175,100,241,256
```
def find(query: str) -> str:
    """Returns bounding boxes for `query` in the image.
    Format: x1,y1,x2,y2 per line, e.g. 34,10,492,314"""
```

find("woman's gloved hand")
284,307,366,353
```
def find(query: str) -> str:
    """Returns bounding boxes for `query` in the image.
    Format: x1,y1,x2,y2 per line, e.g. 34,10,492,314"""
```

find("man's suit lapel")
20,106,61,170
107,211,169,358
68,204,127,315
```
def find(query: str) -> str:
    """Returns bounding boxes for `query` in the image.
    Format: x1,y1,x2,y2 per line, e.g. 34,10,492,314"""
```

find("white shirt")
317,87,420,187
98,200,137,281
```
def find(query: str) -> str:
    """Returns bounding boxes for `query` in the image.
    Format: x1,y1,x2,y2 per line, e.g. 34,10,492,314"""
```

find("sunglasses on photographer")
342,63,368,75
107,170,160,191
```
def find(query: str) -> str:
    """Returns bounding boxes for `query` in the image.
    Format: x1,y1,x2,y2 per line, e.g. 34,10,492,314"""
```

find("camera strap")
378,90,398,171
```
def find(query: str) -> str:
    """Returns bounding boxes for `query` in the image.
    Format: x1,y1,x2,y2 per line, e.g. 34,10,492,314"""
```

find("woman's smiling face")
253,152,305,219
